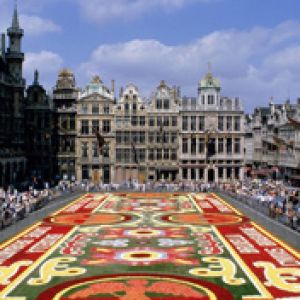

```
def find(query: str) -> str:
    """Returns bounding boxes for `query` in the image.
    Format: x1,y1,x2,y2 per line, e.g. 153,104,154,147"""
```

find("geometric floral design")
81,246,198,266
1,193,300,300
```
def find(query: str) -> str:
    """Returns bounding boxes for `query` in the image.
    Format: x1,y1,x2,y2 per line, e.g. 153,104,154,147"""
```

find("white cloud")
79,20,300,112
0,0,61,36
78,0,214,24
24,51,63,87
20,14,61,36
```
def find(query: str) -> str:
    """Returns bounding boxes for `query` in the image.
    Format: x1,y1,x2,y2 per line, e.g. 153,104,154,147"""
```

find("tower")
6,3,24,80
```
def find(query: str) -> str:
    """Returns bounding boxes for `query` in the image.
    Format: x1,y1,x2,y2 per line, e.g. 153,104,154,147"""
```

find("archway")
208,168,215,182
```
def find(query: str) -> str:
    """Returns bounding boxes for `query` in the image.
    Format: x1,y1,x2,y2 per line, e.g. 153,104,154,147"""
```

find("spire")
34,70,39,85
12,0,20,29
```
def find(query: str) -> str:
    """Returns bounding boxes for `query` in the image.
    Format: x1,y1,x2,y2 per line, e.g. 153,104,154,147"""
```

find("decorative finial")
34,70,39,84
12,0,20,28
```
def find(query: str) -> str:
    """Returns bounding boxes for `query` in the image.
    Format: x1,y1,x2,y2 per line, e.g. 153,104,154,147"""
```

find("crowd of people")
0,181,79,229
1,177,300,234
219,179,300,231
80,179,216,193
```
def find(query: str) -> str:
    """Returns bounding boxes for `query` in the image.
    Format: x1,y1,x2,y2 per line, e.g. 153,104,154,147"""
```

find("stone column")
215,167,219,184
204,167,208,183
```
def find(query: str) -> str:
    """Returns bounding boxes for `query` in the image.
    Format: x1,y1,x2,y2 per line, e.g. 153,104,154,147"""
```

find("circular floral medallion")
44,213,133,226
162,213,247,226
37,274,234,300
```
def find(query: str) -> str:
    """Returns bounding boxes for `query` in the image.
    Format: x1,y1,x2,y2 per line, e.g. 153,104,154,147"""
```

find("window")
162,132,169,143
92,104,99,114
199,168,204,179
124,131,130,144
81,120,89,135
92,120,99,132
171,116,177,127
140,116,145,126
82,104,88,114
132,103,137,112
219,167,224,178
198,116,205,131
157,116,162,127
132,131,139,144
171,132,177,143
156,149,162,160
191,116,196,131
234,116,241,131
226,116,232,130
191,168,195,180
131,116,137,126
156,132,162,143
104,105,110,114
70,117,75,130
235,167,240,179
116,132,122,144
182,138,188,154
149,116,155,126
171,149,177,160
182,116,188,131
163,99,170,109
116,149,122,162
163,149,169,160
183,168,188,179
156,99,162,109
226,138,232,154
82,165,89,180
198,138,205,153
103,145,109,158
218,138,224,153
191,137,197,155
140,131,145,144
148,149,154,160
201,95,205,105
81,142,88,158
163,117,169,127
234,138,240,153
208,95,214,105
148,132,154,143
125,102,129,114
218,116,224,131
103,120,110,133
92,141,98,157
138,149,145,162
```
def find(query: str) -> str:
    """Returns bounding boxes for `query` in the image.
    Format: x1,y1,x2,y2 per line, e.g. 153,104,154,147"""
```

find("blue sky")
1,0,300,111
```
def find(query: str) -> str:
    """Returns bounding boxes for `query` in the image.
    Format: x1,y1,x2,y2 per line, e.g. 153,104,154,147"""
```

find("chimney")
177,86,181,98
119,87,124,98
111,79,115,96
1,34,5,58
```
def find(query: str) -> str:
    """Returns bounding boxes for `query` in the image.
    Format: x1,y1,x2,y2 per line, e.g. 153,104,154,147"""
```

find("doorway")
103,165,110,184
208,169,215,182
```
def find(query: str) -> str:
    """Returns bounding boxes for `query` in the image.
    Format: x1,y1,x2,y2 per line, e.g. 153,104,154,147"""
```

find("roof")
199,72,221,90
80,76,113,100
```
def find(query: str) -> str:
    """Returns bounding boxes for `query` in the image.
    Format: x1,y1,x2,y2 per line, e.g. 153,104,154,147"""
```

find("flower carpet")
0,192,299,299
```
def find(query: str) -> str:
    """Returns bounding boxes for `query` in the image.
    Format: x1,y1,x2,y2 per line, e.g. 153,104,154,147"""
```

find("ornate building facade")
25,71,55,181
0,7,26,187
75,76,115,183
53,69,79,181
246,100,300,185
180,72,245,183
72,72,245,184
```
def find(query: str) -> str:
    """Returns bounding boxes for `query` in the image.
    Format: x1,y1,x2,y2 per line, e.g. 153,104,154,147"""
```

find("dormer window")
156,99,162,109
208,95,214,105
163,99,170,109
201,95,205,105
